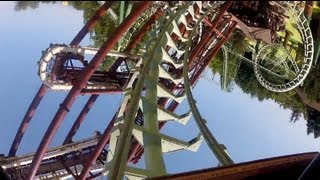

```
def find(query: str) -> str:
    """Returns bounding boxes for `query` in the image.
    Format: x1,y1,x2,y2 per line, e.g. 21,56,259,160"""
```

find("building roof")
230,14,272,44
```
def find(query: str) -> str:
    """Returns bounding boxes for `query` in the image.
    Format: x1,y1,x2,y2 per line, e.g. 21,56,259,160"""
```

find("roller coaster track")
1,136,105,179
2,2,236,179
38,45,140,91
105,2,236,179
253,1,314,92
222,45,289,79
2,1,314,180
221,45,230,91
182,4,235,166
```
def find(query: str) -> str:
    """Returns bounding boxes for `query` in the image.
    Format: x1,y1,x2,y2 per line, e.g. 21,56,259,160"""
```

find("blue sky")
1,1,320,177
0,1,123,155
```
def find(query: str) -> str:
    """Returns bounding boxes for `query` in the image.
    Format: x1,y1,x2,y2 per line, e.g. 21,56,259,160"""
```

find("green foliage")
302,59,320,102
235,62,306,113
15,1,40,10
306,107,320,138
210,50,223,75
211,31,247,92
67,2,120,70
14,1,320,138
228,31,247,54
67,1,119,49
290,109,301,123
14,1,122,71
224,32,247,91
210,32,307,121
14,1,56,11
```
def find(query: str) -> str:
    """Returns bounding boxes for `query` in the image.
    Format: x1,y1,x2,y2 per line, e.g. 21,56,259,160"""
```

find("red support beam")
65,4,163,178
70,2,114,46
188,1,232,67
8,84,48,157
77,114,116,179
52,2,117,145
109,8,164,72
77,3,153,179
63,95,99,145
304,1,314,21
126,9,164,50
191,22,237,85
127,2,235,164
8,2,113,158
63,3,163,175
26,2,151,179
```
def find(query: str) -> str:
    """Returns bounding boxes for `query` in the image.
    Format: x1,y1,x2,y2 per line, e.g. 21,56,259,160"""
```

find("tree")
14,1,128,71
211,31,247,92
306,107,320,138
302,58,320,102
290,109,302,123
235,62,306,116
211,39,308,123
14,1,56,11
16,1,320,138
14,1,40,11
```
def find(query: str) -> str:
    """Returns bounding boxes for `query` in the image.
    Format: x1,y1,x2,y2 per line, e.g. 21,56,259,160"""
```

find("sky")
1,1,320,178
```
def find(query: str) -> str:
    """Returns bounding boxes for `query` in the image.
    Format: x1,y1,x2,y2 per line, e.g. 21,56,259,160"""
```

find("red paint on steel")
8,84,48,157
77,114,116,179
63,95,99,145
77,3,152,179
26,2,151,179
109,8,164,72
80,89,123,95
8,2,113,158
127,21,236,160
70,2,114,46
127,2,234,164
125,8,164,50
188,1,232,67
304,1,314,19
191,22,237,85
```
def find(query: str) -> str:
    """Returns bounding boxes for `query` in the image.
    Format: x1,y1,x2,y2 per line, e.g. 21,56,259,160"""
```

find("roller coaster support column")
8,1,113,158
127,1,234,165
63,8,162,147
78,113,117,180
8,84,48,157
304,1,314,24
189,1,233,67
70,2,113,45
107,51,152,180
313,16,320,65
192,23,237,84
63,95,99,144
26,2,150,179
109,8,164,72
71,7,163,180
142,39,167,176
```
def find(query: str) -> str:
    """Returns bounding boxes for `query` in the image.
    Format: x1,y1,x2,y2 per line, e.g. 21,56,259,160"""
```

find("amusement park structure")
0,1,318,179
